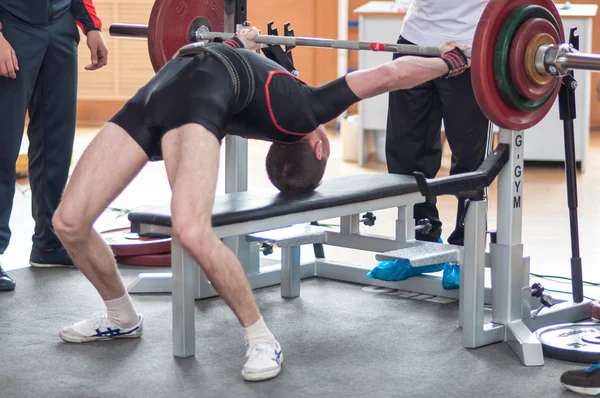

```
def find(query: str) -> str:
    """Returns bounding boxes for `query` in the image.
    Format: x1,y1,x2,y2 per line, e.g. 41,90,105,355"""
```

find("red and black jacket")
0,0,102,35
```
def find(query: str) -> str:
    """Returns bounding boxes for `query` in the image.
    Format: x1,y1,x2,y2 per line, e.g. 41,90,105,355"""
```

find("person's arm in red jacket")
71,0,108,70
71,0,102,34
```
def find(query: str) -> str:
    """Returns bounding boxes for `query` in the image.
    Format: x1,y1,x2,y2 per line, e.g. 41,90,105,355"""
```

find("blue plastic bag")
366,259,445,282
442,263,460,290
367,238,459,284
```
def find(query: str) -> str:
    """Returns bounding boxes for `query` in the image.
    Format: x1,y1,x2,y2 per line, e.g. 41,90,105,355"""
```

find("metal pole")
554,27,584,303
558,71,584,303
336,0,349,128
223,0,254,277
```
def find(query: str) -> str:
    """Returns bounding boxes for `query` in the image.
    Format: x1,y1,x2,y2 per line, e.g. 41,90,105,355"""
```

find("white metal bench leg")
171,236,198,358
462,200,504,348
281,246,301,298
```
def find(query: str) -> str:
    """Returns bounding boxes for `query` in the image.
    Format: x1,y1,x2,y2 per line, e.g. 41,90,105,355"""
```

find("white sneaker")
242,340,283,381
59,312,143,343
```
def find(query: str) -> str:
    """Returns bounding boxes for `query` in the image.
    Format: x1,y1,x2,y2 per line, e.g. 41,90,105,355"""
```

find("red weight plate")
472,0,564,130
509,18,559,101
592,300,600,321
147,0,225,72
117,253,172,267
101,228,171,257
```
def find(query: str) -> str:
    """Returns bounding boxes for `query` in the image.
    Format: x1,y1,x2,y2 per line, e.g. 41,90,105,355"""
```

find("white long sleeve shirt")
400,0,490,47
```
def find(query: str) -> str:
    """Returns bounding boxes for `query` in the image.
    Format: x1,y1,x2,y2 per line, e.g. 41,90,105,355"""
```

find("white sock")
104,294,139,329
244,316,276,347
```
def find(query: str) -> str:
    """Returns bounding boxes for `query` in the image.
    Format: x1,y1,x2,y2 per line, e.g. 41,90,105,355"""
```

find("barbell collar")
535,44,553,75
543,43,572,76
537,43,600,76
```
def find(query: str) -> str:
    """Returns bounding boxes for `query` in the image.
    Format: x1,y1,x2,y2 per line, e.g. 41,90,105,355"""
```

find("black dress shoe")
0,265,16,291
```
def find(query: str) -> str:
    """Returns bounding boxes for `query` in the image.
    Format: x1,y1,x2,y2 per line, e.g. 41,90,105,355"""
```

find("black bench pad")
128,173,419,228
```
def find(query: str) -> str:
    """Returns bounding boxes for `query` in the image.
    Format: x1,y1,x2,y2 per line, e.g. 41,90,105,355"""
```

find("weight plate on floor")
471,0,564,130
509,20,559,101
493,6,560,112
147,0,225,72
101,228,171,257
524,33,556,85
117,253,171,267
535,322,600,364
591,301,600,321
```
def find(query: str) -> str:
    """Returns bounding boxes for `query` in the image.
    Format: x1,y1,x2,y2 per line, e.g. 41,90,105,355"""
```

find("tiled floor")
5,126,600,299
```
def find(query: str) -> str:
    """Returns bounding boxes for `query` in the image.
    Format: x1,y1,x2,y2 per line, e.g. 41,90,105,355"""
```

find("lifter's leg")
161,124,282,382
53,122,148,343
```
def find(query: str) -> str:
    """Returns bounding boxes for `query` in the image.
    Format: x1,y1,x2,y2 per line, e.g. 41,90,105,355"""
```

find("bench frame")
134,192,425,357
129,129,590,365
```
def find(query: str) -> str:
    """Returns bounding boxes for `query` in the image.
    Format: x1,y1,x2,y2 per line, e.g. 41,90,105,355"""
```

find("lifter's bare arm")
237,29,469,100
346,41,471,99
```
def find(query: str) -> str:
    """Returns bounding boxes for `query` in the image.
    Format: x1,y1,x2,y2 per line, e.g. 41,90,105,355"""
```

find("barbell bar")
109,22,470,57
109,22,600,76
553,51,600,72
109,23,149,39
197,28,463,57
199,28,600,74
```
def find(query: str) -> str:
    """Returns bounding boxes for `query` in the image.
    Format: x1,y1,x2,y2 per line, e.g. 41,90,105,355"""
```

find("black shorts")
109,52,235,160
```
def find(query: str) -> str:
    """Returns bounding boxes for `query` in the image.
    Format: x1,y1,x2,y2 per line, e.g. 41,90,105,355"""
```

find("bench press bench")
129,173,435,358
128,129,591,365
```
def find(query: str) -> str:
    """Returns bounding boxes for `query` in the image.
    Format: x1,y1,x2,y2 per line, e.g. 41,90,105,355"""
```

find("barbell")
110,23,470,57
109,0,600,131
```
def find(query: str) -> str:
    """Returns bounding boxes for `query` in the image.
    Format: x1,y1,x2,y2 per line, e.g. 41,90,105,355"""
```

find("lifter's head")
266,125,331,195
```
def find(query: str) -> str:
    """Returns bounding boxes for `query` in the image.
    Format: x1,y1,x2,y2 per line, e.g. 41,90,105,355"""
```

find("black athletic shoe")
0,264,16,291
447,226,464,246
561,362,600,395
29,246,74,268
